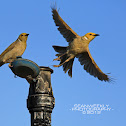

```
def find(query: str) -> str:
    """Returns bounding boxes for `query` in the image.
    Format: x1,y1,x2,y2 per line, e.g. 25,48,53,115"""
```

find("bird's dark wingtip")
103,73,116,84
50,1,57,10
107,76,116,84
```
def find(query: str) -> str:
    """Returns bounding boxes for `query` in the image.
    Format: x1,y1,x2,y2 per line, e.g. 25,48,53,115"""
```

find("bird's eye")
21,35,23,36
89,34,92,35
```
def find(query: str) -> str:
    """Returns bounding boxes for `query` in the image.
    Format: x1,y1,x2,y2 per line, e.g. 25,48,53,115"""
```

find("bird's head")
82,32,99,43
18,33,29,42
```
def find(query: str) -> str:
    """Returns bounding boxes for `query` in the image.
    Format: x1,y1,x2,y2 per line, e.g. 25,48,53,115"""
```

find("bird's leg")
53,52,67,61
53,56,74,67
7,59,15,68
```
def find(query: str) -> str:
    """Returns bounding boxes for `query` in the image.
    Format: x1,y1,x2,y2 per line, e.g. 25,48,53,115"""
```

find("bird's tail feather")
63,58,74,77
0,61,4,67
53,45,67,54
53,45,74,77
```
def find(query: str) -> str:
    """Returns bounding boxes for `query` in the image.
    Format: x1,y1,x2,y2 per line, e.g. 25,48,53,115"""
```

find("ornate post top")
9,57,55,126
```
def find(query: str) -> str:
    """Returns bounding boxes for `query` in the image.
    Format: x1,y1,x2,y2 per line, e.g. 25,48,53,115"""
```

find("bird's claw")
53,65,60,67
8,63,13,68
53,57,61,61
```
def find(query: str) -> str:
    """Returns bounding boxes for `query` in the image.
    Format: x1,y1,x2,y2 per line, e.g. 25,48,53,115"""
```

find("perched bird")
52,7,111,82
0,33,29,67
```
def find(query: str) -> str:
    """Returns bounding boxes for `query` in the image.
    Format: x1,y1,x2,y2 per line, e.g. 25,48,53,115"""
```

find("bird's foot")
53,65,61,67
8,63,13,68
53,57,61,61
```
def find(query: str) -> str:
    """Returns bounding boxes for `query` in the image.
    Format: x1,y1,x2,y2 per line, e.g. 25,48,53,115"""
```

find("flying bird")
51,7,111,82
0,33,29,67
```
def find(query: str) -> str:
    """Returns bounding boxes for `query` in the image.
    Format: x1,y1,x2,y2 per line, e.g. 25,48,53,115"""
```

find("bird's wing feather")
0,41,18,58
52,7,79,42
77,49,110,81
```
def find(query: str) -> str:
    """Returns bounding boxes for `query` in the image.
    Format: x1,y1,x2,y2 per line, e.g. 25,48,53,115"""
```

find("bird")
51,6,111,82
0,33,29,67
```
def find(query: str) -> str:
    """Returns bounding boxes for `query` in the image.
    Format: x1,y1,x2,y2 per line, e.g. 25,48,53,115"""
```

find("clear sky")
0,0,125,126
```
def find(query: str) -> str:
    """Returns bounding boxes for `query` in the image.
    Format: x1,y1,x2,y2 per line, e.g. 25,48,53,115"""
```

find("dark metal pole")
26,66,55,126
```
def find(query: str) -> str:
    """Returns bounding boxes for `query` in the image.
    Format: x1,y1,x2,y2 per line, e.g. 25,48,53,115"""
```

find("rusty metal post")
26,66,55,126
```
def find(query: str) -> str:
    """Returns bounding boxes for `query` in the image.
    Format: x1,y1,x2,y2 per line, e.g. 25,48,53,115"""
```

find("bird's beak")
25,34,29,36
94,34,100,36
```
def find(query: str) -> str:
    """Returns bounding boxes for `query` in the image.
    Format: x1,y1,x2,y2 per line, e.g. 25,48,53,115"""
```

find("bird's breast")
13,41,26,56
69,38,88,55
2,41,27,63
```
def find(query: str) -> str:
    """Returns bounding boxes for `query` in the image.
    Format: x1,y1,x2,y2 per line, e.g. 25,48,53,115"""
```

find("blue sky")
0,0,125,126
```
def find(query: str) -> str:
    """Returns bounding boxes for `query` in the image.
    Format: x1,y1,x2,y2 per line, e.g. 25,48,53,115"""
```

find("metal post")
26,66,55,126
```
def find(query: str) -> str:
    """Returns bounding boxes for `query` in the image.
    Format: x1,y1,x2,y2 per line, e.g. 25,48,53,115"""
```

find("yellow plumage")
52,7,111,82
0,33,29,67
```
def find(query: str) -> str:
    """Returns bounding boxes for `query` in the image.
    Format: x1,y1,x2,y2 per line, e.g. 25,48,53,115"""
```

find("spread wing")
52,7,79,42
77,49,110,82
